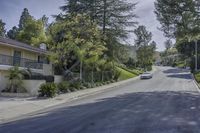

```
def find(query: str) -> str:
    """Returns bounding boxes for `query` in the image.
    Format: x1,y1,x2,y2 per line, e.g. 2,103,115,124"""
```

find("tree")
134,25,155,70
155,0,200,41
17,18,47,46
19,8,32,30
150,41,157,51
58,0,137,62
59,0,137,37
134,25,152,48
155,0,200,71
164,39,173,50
48,14,106,79
7,26,19,39
0,19,6,37
40,15,49,28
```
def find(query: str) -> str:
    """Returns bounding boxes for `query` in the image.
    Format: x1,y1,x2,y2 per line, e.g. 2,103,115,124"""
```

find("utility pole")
195,40,198,71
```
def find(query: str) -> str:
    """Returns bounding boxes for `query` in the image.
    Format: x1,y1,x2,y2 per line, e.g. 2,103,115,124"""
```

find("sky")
0,0,166,51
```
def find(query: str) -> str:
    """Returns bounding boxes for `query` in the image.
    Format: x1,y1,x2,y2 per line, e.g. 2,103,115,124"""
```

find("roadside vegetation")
194,71,200,84
155,0,200,73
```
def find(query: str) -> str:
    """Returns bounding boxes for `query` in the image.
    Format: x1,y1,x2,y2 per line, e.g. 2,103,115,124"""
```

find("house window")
13,51,21,66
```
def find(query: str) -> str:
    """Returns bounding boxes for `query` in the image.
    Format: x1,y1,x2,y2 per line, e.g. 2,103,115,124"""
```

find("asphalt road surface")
1,67,200,133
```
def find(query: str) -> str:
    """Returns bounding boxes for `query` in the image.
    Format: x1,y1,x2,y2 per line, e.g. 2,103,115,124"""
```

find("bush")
70,81,82,89
38,83,57,98
194,71,200,83
57,81,70,93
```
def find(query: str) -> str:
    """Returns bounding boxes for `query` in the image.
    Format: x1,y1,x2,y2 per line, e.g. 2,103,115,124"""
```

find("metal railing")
0,54,43,69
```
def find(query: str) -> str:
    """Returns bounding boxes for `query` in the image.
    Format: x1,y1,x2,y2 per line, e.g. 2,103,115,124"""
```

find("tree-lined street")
1,67,200,133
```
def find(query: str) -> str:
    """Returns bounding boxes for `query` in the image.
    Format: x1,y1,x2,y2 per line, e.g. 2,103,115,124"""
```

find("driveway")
1,67,200,133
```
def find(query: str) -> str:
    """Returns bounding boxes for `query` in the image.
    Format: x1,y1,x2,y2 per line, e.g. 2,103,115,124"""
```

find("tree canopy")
134,25,155,70
48,14,106,72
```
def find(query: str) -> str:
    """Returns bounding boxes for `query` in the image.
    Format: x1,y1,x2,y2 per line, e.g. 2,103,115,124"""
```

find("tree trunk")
80,61,83,81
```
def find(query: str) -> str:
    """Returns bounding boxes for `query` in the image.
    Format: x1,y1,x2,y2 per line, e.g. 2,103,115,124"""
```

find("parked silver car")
140,72,153,79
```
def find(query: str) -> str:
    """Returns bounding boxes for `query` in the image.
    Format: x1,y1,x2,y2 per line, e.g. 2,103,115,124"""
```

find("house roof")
0,37,48,54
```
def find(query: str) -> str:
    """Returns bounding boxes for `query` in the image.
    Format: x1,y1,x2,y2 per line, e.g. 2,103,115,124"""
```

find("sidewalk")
0,76,140,123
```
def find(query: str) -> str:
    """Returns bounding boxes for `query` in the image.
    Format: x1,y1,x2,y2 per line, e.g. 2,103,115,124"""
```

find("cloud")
129,0,167,51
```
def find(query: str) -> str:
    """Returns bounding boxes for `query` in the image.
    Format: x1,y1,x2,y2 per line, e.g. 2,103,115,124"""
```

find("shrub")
194,72,200,83
38,83,57,98
70,81,82,89
57,81,70,93
5,66,26,93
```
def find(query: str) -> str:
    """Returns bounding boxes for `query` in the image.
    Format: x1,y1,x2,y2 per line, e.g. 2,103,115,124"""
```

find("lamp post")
195,40,198,71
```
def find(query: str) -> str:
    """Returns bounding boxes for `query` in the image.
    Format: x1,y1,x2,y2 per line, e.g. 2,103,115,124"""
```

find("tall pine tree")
0,19,6,37
59,0,137,38
18,8,32,30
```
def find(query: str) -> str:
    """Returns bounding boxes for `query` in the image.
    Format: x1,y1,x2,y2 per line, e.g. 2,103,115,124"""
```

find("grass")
116,67,138,80
194,71,200,83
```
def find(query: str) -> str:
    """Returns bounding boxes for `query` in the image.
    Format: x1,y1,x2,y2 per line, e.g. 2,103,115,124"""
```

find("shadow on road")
1,91,200,133
167,73,192,80
163,68,189,74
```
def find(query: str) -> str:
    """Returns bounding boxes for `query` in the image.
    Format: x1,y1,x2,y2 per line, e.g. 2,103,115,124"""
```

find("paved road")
1,67,200,133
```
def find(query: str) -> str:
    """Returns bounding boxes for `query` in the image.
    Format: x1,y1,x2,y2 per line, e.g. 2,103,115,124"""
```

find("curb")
46,76,141,107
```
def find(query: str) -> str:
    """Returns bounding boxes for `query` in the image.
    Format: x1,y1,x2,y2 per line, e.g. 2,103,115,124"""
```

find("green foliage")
0,19,6,37
134,25,155,70
155,0,200,68
48,14,106,72
38,83,57,98
70,80,82,90
194,71,200,83
6,8,47,46
18,8,33,30
155,0,199,39
7,26,19,39
113,69,121,81
134,25,152,48
58,0,137,64
124,58,137,68
122,67,143,75
57,81,70,93
17,18,47,46
59,0,137,38
5,66,26,93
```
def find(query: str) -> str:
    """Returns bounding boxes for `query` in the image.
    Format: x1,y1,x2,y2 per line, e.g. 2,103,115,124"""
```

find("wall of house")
23,80,46,96
0,45,12,56
0,70,9,91
43,63,53,75
23,51,37,60
0,44,38,60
